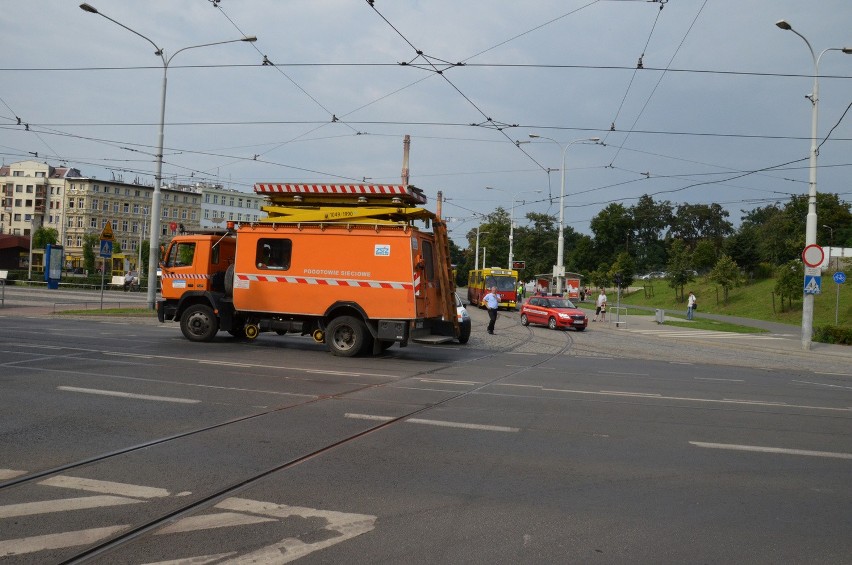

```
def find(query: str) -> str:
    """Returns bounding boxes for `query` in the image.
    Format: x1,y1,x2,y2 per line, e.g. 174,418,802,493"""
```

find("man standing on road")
484,286,499,334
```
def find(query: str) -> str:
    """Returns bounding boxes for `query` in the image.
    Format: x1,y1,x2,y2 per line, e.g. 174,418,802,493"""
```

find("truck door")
161,240,198,295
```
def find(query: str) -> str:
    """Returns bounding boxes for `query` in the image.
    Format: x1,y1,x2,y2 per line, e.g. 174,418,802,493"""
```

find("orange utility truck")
156,183,461,356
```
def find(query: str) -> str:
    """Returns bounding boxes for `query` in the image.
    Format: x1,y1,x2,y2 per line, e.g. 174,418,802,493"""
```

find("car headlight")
558,313,570,319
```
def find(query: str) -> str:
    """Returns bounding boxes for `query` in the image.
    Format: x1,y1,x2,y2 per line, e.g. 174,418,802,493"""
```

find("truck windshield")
166,242,195,267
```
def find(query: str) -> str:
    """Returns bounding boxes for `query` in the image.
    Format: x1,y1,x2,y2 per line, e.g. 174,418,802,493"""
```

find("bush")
813,325,852,346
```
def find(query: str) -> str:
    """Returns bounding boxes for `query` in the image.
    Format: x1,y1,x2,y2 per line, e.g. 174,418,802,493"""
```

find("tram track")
4,319,575,563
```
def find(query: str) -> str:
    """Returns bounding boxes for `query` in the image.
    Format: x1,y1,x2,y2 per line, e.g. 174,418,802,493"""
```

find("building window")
15,185,23,192
213,195,219,205
76,217,83,228
229,197,235,207
133,204,139,214
122,220,128,232
90,217,97,228
26,185,34,193
205,194,210,203
13,171,23,177
113,203,119,213
112,220,118,230
204,209,210,219
162,207,169,218
102,200,109,212
123,203,129,213
92,199,98,210
77,198,84,208
172,209,178,219
181,210,187,220
238,198,243,208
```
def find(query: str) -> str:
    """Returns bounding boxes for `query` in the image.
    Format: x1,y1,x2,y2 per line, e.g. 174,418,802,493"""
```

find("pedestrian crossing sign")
99,239,113,258
803,274,821,295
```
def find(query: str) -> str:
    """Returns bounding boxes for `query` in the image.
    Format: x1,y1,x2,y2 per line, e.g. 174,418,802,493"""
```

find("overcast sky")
2,0,850,246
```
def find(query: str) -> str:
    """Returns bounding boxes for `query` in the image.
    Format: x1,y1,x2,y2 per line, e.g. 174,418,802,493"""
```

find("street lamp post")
80,3,256,309
775,20,851,349
485,187,543,270
474,227,489,271
528,134,600,295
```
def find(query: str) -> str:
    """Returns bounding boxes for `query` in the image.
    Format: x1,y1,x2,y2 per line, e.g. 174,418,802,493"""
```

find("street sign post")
833,271,846,325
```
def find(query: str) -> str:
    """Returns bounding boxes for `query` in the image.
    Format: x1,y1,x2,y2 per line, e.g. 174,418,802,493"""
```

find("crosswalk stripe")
0,495,144,518
624,329,784,340
40,475,171,498
0,525,128,556
155,512,276,535
0,469,26,480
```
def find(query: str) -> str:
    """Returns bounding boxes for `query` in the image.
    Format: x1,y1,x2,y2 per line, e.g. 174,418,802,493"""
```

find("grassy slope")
619,276,851,328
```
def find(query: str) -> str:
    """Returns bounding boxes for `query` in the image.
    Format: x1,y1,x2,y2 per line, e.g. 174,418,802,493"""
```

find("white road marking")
40,475,171,498
345,413,394,422
419,378,480,385
145,553,237,565
407,418,520,432
690,441,852,460
345,413,519,432
0,526,128,556
795,379,852,390
625,329,784,340
597,371,649,376
723,398,788,406
812,371,852,377
0,469,26,480
213,497,377,564
0,495,144,518
495,383,851,412
599,391,661,397
58,386,200,404
507,352,538,356
155,512,276,535
695,377,744,382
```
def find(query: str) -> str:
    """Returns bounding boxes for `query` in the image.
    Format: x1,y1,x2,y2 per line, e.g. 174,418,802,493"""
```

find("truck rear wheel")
180,304,219,342
326,316,368,357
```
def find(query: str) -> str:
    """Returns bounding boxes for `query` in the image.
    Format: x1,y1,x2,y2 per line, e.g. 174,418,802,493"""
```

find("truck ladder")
432,217,460,337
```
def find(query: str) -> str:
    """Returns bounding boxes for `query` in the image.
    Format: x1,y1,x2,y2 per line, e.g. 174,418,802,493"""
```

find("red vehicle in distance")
520,296,588,331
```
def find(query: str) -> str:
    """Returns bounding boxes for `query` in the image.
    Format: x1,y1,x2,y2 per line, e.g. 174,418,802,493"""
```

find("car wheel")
548,317,557,330
520,314,529,326
458,320,471,344
180,304,219,342
326,315,368,357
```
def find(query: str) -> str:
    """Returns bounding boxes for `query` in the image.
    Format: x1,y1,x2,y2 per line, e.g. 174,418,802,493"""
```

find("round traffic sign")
834,272,847,284
169,222,178,232
802,244,824,268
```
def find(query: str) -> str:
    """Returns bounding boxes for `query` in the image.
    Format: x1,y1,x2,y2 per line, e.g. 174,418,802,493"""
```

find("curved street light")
80,3,257,308
527,135,600,295
775,19,851,349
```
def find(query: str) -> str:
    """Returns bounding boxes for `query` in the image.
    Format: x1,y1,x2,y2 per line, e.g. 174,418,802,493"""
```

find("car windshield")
546,299,575,309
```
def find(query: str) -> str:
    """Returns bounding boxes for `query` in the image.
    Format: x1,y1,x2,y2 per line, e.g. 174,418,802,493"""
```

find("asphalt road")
0,289,850,564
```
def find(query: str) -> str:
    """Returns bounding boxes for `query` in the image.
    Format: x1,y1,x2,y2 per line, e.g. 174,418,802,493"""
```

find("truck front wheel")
326,316,368,357
180,304,219,342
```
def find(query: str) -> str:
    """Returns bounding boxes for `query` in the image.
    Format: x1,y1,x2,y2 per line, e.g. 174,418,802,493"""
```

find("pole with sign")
833,271,846,325
99,222,114,310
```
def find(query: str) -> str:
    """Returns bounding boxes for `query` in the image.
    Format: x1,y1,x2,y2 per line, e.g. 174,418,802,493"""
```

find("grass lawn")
620,276,850,328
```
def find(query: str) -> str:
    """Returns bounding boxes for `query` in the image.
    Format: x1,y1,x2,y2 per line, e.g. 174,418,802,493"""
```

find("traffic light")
614,272,623,287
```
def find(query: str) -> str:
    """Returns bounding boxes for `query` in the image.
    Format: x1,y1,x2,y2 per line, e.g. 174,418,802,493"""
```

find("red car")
520,296,588,331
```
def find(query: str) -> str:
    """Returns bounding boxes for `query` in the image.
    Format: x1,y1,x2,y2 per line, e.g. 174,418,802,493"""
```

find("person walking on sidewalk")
687,291,697,320
594,288,607,322
484,286,500,334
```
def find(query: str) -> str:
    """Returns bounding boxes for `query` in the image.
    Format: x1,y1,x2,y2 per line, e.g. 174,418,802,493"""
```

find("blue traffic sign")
834,272,847,284
99,239,113,258
803,274,821,295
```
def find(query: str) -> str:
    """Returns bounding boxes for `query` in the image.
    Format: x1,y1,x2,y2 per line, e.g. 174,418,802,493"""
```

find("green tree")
692,239,716,273
513,212,558,279
666,239,694,302
709,253,742,303
83,233,99,274
629,194,672,271
608,251,636,289
774,259,803,312
33,226,59,248
589,203,632,265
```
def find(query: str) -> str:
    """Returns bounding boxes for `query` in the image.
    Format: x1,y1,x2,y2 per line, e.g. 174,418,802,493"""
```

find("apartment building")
2,160,266,271
0,160,77,238
199,183,267,229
